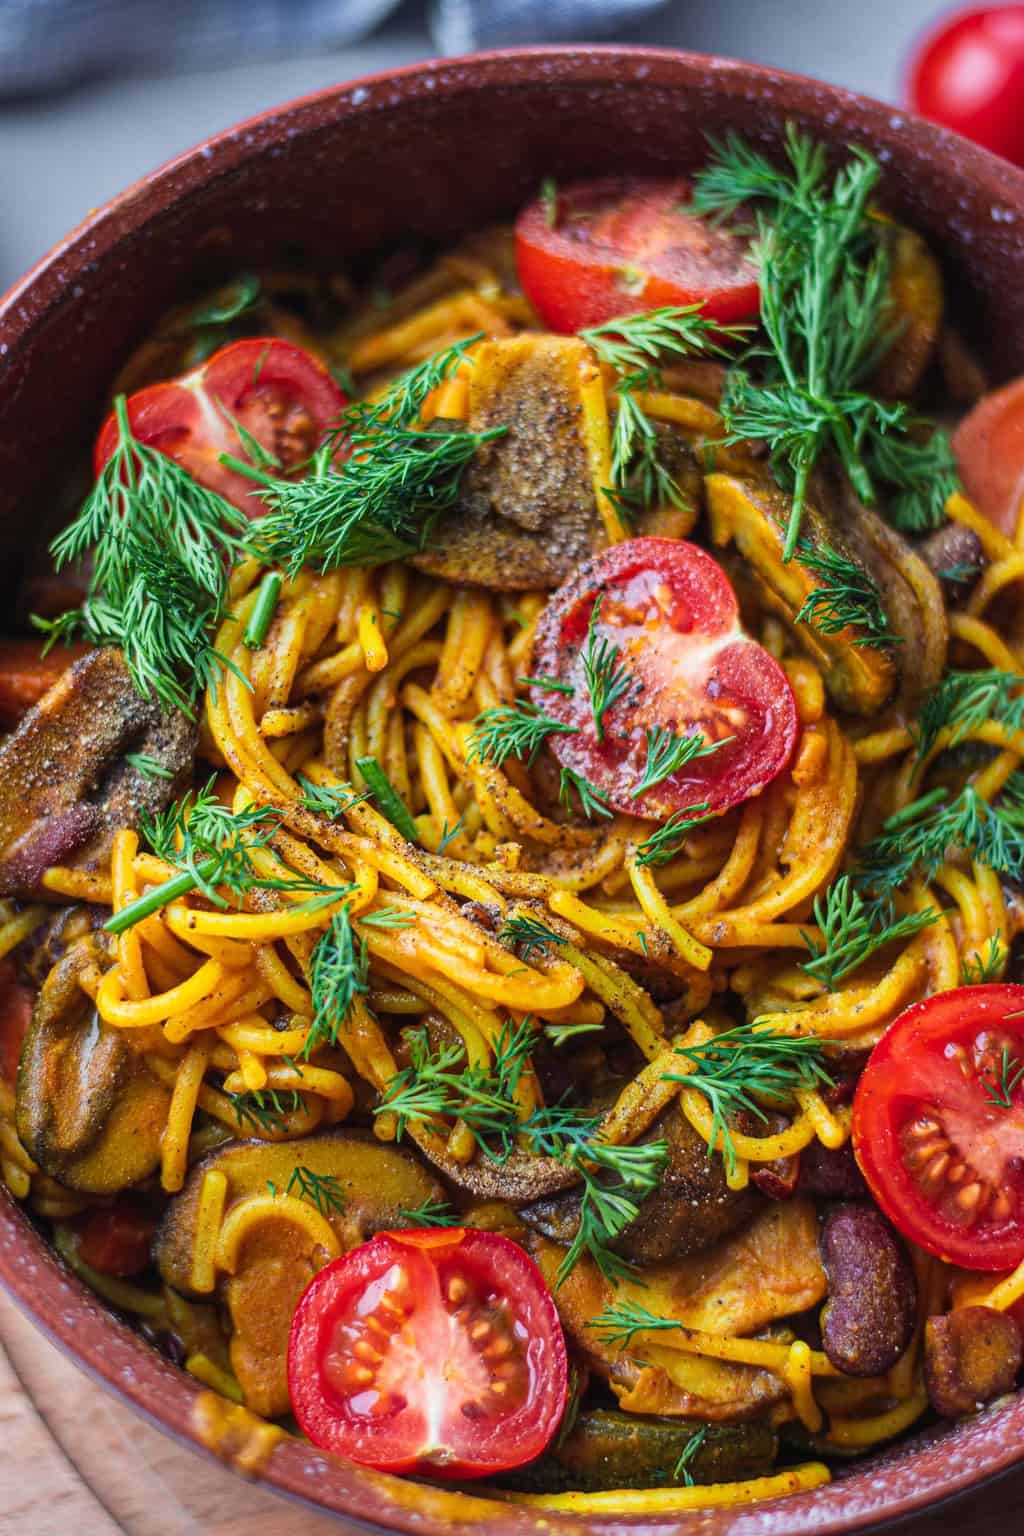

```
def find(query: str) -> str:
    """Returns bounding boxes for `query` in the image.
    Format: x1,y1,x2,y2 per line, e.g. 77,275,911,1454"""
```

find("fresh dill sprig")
520,672,575,697
396,1198,461,1227
297,776,370,819
497,913,568,961
105,778,346,934
800,875,938,990
229,1086,302,1133
541,177,558,228
437,815,466,854
180,273,261,333
661,1022,833,1176
856,780,1024,896
587,1296,685,1349
557,1139,669,1285
304,906,369,1058
581,596,633,742
961,935,1008,986
674,1427,710,1486
792,538,898,650
981,1043,1024,1110
466,701,577,769
254,335,503,574
124,752,174,781
359,906,416,929
916,669,1024,765
42,394,253,713
286,1165,347,1218
559,766,614,821
632,726,731,798
580,306,743,511
376,1017,535,1153
634,803,715,867
692,125,956,556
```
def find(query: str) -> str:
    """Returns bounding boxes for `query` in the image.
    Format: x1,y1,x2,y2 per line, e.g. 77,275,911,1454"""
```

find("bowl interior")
3,43,1024,1536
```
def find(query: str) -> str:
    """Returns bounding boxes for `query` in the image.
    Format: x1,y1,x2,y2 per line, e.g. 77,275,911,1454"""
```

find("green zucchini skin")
498,1410,779,1493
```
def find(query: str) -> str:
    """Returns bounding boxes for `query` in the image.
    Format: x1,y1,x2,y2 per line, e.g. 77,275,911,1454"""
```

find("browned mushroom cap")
16,938,171,1193
410,335,699,591
520,1104,759,1265
0,647,196,896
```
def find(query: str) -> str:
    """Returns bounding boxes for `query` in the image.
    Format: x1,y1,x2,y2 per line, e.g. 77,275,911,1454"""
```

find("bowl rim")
3,40,1024,1536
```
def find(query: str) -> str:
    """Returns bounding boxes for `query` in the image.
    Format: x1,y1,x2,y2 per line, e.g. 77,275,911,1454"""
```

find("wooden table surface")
2,1288,1023,1536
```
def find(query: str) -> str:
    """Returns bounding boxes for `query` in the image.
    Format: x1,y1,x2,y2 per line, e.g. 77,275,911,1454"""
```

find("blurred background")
0,0,1010,288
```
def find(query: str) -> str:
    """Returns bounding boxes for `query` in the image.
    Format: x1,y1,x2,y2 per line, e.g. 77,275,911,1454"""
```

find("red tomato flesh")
530,538,798,818
908,6,1024,168
287,1228,567,1477
94,338,344,516
515,177,759,334
0,961,33,1084
76,1201,156,1277
951,375,1024,538
0,638,92,728
853,984,1024,1270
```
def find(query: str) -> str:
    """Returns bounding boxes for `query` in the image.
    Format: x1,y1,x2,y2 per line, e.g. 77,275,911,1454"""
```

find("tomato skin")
530,537,798,818
908,6,1024,168
515,177,759,334
853,985,1024,1271
287,1228,567,1478
0,639,92,728
951,375,1024,538
94,338,344,516
0,961,33,1084
76,1201,156,1277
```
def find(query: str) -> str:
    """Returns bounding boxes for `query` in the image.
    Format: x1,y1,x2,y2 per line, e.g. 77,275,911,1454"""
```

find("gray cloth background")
0,0,949,289
0,0,669,94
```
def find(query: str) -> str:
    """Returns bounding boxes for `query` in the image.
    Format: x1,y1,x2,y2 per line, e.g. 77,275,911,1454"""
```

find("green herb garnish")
497,913,568,960
286,1165,347,1217
243,571,282,649
559,766,614,821
632,726,732,798
354,755,419,843
961,935,1008,986
916,669,1024,765
800,875,938,989
634,803,715,868
467,701,576,770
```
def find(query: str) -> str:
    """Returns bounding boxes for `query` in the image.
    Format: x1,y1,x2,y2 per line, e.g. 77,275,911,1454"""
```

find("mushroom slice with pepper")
521,1103,760,1265
16,939,171,1193
869,222,944,400
155,1130,447,1417
706,471,947,715
0,647,196,897
410,334,700,591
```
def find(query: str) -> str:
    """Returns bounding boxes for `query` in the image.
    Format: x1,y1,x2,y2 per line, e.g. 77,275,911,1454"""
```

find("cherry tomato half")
908,5,1024,168
0,961,33,1085
853,984,1024,1270
515,177,759,334
530,538,798,819
952,375,1024,538
94,338,345,516
76,1200,156,1277
0,638,92,728
287,1227,567,1478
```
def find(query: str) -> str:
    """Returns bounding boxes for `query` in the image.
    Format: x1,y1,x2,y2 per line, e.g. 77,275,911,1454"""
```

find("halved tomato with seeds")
853,985,1024,1271
93,337,344,516
515,177,759,334
287,1227,567,1477
530,538,799,819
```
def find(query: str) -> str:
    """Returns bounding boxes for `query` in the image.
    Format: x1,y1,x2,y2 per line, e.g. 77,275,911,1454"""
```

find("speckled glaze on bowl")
2,44,1024,1536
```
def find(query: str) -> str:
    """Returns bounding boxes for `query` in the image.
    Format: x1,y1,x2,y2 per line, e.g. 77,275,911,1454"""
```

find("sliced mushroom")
870,223,944,400
16,939,171,1193
411,335,699,590
0,647,196,897
706,471,947,714
521,1103,759,1264
155,1130,447,1417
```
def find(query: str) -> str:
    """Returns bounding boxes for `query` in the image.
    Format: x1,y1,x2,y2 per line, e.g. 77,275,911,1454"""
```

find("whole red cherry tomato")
853,984,1024,1270
515,177,759,334
908,6,1024,167
94,338,344,516
530,538,798,819
287,1227,567,1478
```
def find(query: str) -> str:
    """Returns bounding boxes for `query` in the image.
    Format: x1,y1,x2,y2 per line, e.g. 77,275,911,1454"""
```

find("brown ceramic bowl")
2,43,1024,1536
